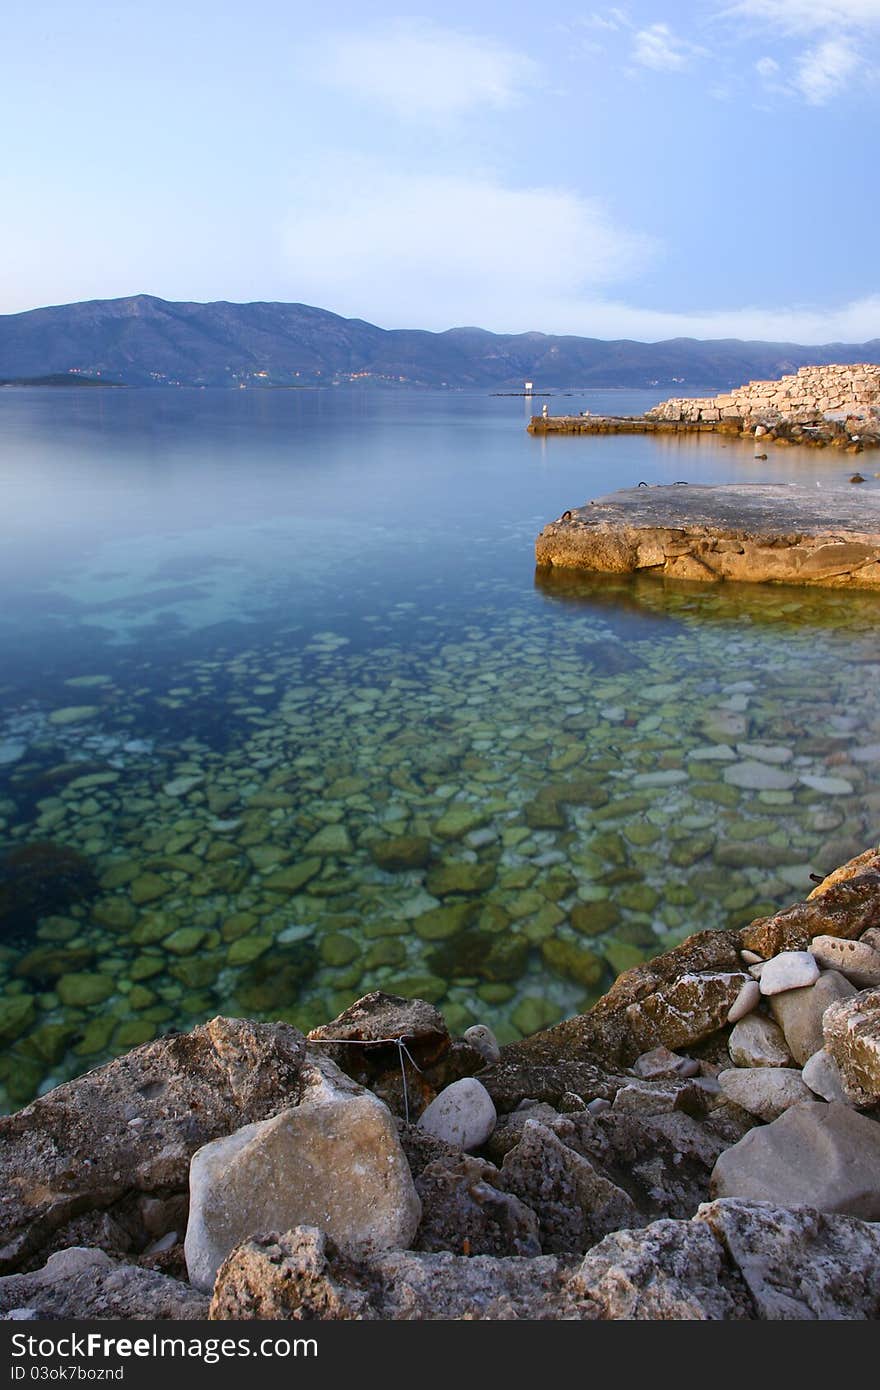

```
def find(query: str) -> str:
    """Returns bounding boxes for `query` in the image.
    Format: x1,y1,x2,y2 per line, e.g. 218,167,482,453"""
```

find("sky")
1,0,878,342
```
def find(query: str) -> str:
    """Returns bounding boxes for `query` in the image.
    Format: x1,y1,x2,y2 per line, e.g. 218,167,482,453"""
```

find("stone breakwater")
645,363,880,448
1,845,879,1320
535,483,880,587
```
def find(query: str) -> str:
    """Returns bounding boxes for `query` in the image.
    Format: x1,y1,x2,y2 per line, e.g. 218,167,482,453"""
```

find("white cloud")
283,164,656,330
792,37,860,101
632,22,703,71
281,162,879,344
755,56,780,76
729,1,880,31
561,294,880,344
312,20,538,121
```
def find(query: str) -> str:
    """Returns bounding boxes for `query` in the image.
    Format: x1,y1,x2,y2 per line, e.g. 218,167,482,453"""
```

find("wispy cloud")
311,20,539,121
729,1,880,32
283,163,656,331
792,37,860,102
533,294,880,345
632,23,704,72
755,56,780,77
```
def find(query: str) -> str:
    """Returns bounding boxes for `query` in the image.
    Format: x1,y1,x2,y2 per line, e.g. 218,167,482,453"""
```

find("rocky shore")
646,363,880,450
1,844,879,1321
535,483,880,587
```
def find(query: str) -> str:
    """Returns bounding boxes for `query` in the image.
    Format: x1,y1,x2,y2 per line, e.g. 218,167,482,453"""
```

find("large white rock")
759,951,819,996
769,969,856,1065
711,1101,880,1219
802,1049,847,1103
718,1067,812,1121
810,936,880,988
417,1077,497,1151
726,979,760,1023
184,1055,420,1294
728,1014,791,1068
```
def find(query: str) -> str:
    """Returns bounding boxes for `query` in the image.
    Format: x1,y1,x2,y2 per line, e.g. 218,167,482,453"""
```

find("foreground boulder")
207,1200,880,1320
0,1247,207,1320
0,1017,306,1273
710,1101,880,1219
184,1053,420,1293
209,1226,586,1320
822,986,880,1105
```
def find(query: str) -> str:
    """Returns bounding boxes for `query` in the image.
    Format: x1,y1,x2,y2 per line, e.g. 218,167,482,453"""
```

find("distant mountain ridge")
0,293,877,390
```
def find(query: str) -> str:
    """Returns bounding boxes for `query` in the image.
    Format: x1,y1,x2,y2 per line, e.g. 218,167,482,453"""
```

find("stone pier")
535,483,880,587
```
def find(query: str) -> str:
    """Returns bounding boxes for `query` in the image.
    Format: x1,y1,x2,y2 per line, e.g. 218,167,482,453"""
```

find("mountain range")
0,294,878,390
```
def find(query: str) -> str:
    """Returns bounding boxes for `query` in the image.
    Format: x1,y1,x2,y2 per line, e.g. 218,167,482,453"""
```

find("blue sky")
2,1,878,341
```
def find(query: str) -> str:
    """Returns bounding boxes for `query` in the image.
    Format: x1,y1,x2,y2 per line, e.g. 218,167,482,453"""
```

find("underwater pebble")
798,775,854,796
723,762,797,791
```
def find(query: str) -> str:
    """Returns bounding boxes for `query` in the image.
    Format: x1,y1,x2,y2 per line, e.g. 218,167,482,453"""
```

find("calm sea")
0,385,877,1110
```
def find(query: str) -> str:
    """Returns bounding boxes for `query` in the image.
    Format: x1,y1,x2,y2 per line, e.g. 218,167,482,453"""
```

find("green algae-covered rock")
413,902,478,941
432,806,488,841
363,939,407,969
0,993,36,1042
170,957,222,989
604,940,648,976
129,954,165,981
570,900,621,936
14,944,95,983
370,836,431,872
384,973,447,1003
91,897,138,931
73,1016,116,1056
428,928,529,983
512,996,565,1036
540,938,604,988
163,927,210,956
113,1019,157,1048
130,872,172,906
263,858,323,893
319,932,360,967
425,861,496,896
304,824,353,856
226,935,273,966
56,972,115,1007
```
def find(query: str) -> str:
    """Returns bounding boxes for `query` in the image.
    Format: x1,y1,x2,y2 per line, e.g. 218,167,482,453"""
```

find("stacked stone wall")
647,363,880,427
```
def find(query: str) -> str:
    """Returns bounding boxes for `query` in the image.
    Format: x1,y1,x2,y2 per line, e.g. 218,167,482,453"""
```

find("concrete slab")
535,484,880,587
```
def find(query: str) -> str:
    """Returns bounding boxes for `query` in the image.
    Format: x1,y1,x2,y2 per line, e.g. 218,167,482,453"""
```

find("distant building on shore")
524,381,533,394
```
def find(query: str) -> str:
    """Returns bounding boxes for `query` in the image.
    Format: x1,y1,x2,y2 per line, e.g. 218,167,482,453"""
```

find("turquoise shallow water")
0,386,878,1110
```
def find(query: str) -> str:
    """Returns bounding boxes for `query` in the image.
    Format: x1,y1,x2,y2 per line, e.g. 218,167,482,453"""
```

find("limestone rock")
727,979,761,1023
417,1078,497,1152
711,1102,880,1219
0,1017,307,1274
698,1198,880,1320
741,870,880,956
632,1045,700,1080
184,1054,421,1294
717,1067,812,1121
822,986,880,1105
556,928,744,1067
414,1156,541,1257
807,846,880,898
728,1014,792,1068
500,1119,639,1254
307,991,450,1081
802,1049,848,1103
769,969,856,1065
573,1218,750,1320
209,1226,586,1320
624,970,751,1055
462,1024,501,1064
0,1247,207,1320
810,935,880,987
759,951,819,995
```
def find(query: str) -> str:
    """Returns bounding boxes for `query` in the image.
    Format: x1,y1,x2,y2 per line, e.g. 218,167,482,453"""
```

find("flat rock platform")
535,483,880,587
